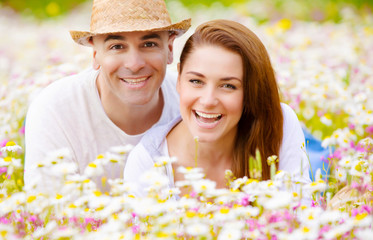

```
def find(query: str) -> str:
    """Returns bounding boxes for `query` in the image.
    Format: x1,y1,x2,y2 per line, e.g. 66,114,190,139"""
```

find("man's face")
92,31,175,106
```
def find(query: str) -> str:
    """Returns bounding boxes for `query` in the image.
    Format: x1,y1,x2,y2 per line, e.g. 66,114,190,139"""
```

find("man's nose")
123,49,146,73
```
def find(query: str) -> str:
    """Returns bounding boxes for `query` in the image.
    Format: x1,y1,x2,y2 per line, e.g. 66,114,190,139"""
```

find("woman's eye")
189,79,202,85
222,84,237,90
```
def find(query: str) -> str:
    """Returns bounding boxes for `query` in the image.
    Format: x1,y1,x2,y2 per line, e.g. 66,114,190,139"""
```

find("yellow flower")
46,2,60,16
27,195,37,203
220,207,230,214
5,141,15,147
276,19,292,31
55,193,63,200
88,163,97,168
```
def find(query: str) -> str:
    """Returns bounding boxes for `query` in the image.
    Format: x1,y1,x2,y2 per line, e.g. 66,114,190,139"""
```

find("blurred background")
1,0,373,182
0,0,372,22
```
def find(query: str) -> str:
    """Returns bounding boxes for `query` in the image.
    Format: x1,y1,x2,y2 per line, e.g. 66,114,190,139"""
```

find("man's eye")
222,84,237,90
110,44,123,50
143,42,157,48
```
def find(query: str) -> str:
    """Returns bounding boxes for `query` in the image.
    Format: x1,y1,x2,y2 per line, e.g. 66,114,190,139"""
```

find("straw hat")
70,0,191,46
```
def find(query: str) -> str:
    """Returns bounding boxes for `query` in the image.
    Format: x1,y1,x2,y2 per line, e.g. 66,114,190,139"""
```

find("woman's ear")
177,62,181,74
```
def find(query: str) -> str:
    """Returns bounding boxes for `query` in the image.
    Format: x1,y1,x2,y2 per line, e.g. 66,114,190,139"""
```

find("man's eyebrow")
104,35,125,42
141,33,162,41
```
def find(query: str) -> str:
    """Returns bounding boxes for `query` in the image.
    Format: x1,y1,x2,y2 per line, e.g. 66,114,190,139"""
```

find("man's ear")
176,63,181,94
167,33,177,64
92,50,100,70
90,37,100,70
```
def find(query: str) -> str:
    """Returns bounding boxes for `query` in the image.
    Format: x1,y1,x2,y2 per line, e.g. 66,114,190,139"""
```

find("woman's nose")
199,87,219,107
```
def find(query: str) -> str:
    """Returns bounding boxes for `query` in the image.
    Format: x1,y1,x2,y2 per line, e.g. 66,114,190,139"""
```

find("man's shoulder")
43,68,96,93
30,68,97,105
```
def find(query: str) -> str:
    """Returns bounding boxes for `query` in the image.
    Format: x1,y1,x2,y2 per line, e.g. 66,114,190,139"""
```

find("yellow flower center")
5,141,16,147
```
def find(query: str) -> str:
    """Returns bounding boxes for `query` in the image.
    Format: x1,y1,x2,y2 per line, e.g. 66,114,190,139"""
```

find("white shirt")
124,103,311,198
24,67,180,191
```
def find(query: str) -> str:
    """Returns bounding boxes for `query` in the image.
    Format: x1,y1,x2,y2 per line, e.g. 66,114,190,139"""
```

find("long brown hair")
179,19,283,180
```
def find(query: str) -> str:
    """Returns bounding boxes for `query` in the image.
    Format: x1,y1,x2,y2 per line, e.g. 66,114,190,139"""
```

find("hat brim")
70,18,191,46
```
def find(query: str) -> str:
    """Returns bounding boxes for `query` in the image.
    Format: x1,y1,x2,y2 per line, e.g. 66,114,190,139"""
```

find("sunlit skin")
167,45,244,191
91,31,175,134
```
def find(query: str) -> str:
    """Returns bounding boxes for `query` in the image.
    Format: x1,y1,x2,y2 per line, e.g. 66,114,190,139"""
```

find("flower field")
1,1,373,239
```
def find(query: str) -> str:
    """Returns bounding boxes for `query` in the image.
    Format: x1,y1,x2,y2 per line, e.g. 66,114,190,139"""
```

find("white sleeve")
279,104,312,191
123,143,155,197
24,92,77,191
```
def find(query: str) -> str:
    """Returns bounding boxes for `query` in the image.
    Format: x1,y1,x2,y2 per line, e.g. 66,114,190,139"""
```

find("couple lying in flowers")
23,0,311,201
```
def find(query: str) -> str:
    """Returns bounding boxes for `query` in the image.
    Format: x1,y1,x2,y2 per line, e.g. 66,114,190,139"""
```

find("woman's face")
177,45,244,143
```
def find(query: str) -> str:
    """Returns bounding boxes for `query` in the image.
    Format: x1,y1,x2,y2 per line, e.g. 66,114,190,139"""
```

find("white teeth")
122,77,147,84
195,111,221,119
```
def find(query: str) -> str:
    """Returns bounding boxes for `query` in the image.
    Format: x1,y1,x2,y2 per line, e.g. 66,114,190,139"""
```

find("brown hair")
179,19,283,180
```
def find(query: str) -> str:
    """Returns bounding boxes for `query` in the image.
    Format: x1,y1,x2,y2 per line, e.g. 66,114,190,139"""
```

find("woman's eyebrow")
186,71,241,81
186,71,204,77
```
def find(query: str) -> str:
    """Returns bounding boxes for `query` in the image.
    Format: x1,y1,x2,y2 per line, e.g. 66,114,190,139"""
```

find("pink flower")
361,205,372,214
132,225,140,234
0,217,11,224
19,126,25,135
28,215,38,222
190,191,197,198
0,167,7,174
0,139,7,147
69,216,79,224
365,125,373,134
240,195,251,206
351,208,359,217
320,225,331,234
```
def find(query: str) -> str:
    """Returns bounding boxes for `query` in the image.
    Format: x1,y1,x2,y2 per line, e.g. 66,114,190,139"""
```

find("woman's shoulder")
140,116,182,157
280,103,301,125
280,102,296,115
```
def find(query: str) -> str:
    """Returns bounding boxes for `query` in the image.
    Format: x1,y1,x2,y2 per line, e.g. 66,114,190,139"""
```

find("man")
24,0,191,191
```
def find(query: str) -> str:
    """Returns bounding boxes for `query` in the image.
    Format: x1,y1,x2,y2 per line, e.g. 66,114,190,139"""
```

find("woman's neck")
167,120,235,189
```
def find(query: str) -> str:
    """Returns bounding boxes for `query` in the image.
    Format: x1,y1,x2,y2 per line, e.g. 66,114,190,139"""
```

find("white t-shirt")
123,103,311,198
24,67,180,191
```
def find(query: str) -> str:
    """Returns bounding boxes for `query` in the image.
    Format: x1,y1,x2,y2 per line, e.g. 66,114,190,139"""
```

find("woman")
123,19,311,197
